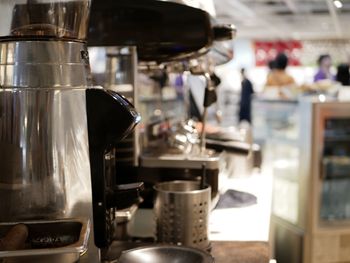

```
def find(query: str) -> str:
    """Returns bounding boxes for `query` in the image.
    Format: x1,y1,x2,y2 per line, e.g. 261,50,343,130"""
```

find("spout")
86,88,140,151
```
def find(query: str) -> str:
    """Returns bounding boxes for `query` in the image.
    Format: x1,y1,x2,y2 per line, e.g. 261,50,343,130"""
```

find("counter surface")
209,171,273,242
127,171,273,262
211,241,270,263
208,170,273,263
124,168,274,263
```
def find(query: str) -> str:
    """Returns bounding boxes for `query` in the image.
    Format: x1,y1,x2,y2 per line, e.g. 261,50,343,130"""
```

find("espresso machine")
88,1,236,209
0,0,143,262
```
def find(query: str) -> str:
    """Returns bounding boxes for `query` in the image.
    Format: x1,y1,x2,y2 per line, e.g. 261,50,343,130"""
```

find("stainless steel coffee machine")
0,0,141,262
88,1,236,208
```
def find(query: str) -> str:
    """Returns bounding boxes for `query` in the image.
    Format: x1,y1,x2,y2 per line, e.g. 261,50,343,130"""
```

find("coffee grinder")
0,1,143,262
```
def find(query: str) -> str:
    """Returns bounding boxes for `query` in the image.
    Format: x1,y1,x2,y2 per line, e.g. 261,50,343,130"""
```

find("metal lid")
0,0,90,41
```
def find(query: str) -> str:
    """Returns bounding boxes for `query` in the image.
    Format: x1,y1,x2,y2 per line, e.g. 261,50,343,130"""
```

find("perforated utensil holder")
154,181,211,250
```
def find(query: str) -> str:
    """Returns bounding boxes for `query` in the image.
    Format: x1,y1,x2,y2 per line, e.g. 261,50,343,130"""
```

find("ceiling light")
333,0,343,8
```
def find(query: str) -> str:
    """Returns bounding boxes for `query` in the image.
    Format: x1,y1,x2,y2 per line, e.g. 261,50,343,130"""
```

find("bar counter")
211,241,270,263
129,170,273,263
208,171,273,263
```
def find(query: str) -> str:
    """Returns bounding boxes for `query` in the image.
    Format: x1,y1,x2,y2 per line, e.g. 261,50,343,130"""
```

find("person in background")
314,54,334,82
239,68,254,123
265,59,276,83
265,52,295,87
267,59,276,72
336,63,350,86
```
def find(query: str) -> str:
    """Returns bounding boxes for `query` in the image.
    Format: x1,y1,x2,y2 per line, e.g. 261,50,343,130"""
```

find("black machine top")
88,0,234,62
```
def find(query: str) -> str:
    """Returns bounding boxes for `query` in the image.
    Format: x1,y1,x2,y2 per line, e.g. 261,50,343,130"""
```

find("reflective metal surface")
154,181,211,250
0,40,92,221
0,41,91,88
0,39,101,262
118,245,214,263
0,88,92,221
0,219,89,263
0,0,90,41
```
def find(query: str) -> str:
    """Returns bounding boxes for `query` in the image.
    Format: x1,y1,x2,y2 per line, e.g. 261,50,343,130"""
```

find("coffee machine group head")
0,0,141,259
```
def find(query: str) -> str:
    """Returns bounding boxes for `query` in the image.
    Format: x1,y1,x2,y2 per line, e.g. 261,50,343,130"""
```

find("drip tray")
0,219,89,263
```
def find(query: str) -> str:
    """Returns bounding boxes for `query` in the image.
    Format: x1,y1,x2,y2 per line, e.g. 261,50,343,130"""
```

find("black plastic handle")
203,74,217,107
213,24,237,41
86,88,140,248
203,87,217,107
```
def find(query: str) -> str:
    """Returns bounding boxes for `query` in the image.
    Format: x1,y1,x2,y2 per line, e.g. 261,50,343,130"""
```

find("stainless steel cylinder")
0,40,92,88
0,40,93,221
0,37,104,260
154,181,211,250
0,1,90,41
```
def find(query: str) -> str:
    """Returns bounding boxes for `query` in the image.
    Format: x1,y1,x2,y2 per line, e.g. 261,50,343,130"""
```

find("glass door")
320,117,350,222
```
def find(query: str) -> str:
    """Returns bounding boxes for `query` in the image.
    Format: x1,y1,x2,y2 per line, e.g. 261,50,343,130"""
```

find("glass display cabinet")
253,96,350,263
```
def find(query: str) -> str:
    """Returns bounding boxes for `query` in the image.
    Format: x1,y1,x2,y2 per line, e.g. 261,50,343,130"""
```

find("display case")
253,96,350,263
252,97,299,145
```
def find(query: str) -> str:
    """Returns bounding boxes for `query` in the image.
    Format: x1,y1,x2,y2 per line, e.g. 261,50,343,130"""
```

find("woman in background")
265,52,295,87
314,54,334,82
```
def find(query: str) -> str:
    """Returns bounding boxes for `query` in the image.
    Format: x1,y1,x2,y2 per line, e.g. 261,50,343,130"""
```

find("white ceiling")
213,0,350,39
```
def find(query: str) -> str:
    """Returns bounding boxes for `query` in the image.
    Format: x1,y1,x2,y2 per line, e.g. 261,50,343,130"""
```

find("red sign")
254,40,303,66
